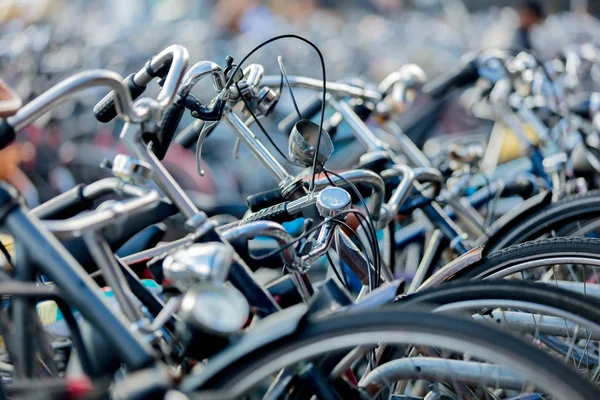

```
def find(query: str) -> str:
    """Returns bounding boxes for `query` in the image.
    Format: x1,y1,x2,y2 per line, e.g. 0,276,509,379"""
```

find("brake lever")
233,137,241,160
195,121,218,177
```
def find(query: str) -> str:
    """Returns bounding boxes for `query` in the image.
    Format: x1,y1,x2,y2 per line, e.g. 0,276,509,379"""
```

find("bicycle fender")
417,246,484,291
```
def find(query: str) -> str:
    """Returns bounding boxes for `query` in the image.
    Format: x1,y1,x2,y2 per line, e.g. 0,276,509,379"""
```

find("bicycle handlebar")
260,75,381,101
94,45,189,123
43,191,161,239
0,69,141,151
423,59,479,99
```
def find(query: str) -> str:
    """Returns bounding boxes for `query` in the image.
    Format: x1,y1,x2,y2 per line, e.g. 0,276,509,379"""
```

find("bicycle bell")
288,119,333,171
316,186,352,218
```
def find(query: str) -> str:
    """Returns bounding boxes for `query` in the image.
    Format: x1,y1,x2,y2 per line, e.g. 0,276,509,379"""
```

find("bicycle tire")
485,190,600,252
455,237,600,280
399,279,600,324
182,308,600,399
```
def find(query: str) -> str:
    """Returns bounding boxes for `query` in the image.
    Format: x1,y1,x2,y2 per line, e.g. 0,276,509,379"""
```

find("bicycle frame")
0,183,156,371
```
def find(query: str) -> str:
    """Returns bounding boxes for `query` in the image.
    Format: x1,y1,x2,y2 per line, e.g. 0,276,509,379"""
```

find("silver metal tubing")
225,112,294,187
219,220,301,269
178,61,226,97
120,122,202,223
80,177,148,199
84,232,142,323
380,166,442,204
384,121,431,168
407,229,443,294
300,224,335,264
120,236,195,265
361,357,532,396
141,143,202,222
243,64,265,89
412,167,444,185
329,99,386,152
314,169,384,222
8,70,143,130
132,45,189,109
260,75,381,101
435,300,600,338
381,165,415,216
42,191,161,239
473,311,600,340
120,218,223,265
516,101,549,142
149,297,181,332
30,178,147,219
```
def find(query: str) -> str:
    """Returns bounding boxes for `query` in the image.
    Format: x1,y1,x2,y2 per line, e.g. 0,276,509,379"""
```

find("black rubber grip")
241,202,292,224
423,60,479,99
93,74,147,123
278,94,324,135
247,187,285,212
0,120,15,151
502,178,535,199
153,102,185,160
31,184,91,220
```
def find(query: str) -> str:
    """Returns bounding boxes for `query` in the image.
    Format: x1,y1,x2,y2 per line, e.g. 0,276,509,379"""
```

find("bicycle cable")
223,34,327,193
323,168,382,286
278,56,303,120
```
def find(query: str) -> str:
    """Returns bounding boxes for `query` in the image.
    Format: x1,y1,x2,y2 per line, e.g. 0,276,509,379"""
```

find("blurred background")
1,0,600,211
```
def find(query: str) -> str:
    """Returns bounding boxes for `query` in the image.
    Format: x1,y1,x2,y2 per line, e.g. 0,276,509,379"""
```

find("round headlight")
179,283,249,335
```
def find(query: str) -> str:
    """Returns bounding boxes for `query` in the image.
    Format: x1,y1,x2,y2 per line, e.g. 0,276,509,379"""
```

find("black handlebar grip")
31,184,91,220
93,74,147,123
502,178,535,199
153,102,185,160
423,60,479,99
278,94,324,135
0,120,15,151
247,187,285,212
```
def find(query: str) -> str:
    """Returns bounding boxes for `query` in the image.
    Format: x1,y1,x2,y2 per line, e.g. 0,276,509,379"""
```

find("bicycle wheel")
401,279,600,323
455,237,600,281
396,280,600,380
484,191,600,252
182,308,600,399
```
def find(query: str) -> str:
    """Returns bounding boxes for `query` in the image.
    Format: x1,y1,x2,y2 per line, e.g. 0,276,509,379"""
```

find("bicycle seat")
0,80,22,118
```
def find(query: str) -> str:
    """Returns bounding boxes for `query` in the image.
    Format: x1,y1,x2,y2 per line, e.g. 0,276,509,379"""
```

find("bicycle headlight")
179,283,249,335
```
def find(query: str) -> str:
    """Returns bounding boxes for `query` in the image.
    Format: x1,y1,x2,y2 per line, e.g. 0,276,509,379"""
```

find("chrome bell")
316,186,352,218
288,119,333,170
163,242,233,292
